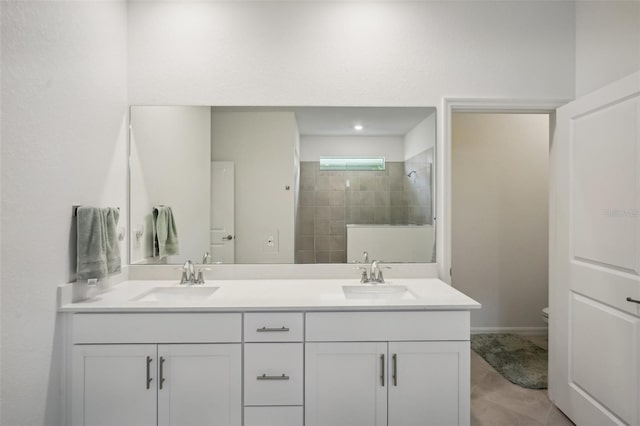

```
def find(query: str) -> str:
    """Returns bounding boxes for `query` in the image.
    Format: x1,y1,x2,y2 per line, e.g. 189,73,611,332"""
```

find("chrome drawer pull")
159,357,166,390
392,354,398,386
257,373,290,380
256,326,290,332
145,356,152,389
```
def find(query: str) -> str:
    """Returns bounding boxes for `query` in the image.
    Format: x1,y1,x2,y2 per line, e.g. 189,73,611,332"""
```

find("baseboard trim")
471,326,548,336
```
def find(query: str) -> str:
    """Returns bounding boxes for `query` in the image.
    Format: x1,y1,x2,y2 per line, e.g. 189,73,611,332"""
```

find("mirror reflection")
129,106,436,265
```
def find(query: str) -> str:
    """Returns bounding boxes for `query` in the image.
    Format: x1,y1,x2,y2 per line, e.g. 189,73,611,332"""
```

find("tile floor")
470,335,575,426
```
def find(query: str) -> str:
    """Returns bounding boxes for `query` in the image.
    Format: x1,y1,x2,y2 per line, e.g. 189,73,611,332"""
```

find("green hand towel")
103,207,121,274
77,206,108,280
76,206,121,280
153,206,179,257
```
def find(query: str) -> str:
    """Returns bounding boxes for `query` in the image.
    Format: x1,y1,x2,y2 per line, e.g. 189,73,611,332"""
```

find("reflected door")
211,161,235,263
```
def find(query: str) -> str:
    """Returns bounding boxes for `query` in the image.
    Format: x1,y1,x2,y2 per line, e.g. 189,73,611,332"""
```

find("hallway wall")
452,113,549,331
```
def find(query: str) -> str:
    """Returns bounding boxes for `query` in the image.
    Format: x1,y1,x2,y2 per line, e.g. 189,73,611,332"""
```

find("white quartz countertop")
59,278,480,312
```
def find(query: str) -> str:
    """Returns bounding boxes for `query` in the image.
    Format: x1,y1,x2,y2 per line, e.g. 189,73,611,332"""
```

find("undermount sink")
132,286,219,303
342,284,416,300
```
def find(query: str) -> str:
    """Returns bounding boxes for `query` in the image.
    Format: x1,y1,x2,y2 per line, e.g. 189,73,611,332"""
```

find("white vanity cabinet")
72,344,157,426
62,282,478,426
70,313,242,426
156,344,242,426
305,342,388,426
243,313,304,426
304,311,471,426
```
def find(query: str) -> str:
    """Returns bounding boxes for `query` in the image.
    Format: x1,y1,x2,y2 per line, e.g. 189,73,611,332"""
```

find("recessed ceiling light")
354,124,363,131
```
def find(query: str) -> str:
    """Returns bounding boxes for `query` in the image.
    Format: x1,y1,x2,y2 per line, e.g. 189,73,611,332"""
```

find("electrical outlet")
87,278,98,287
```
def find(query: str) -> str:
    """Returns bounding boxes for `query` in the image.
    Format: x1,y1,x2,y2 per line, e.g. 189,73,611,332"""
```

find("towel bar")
73,206,120,217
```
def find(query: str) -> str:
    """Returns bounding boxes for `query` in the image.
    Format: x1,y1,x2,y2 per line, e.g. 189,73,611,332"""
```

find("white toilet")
542,307,549,324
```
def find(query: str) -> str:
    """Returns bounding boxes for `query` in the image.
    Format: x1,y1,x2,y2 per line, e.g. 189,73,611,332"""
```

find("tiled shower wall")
404,149,433,226
295,151,432,263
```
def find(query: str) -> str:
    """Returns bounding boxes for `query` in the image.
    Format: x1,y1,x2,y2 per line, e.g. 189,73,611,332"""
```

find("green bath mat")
471,333,548,389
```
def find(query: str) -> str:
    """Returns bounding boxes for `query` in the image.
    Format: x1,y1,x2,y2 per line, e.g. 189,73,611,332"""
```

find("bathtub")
346,224,434,263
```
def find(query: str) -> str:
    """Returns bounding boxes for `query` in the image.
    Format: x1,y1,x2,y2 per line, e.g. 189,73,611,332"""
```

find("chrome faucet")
353,251,372,283
354,258,390,283
371,260,380,281
369,260,391,284
180,260,195,284
180,260,205,284
355,266,370,283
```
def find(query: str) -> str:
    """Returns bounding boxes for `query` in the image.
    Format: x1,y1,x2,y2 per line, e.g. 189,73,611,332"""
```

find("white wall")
452,113,549,330
1,2,128,425
404,113,436,161
575,1,640,97
0,2,582,423
300,136,404,162
127,1,575,106
211,111,297,263
130,106,211,264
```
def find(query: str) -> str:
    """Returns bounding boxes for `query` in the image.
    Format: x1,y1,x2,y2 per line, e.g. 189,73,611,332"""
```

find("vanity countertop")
59,278,481,312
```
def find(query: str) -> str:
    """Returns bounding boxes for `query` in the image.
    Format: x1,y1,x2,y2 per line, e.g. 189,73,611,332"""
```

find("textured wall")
1,2,580,424
127,1,575,106
1,2,128,425
575,1,640,97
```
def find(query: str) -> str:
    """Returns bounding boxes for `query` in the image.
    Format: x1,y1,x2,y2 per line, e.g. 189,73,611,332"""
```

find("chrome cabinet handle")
256,326,290,332
392,354,398,386
627,297,640,304
146,356,152,389
159,357,166,390
380,354,385,387
257,373,290,380
222,235,233,241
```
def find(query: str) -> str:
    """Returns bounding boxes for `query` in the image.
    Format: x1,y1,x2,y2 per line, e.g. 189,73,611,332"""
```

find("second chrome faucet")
180,260,205,285
355,254,391,284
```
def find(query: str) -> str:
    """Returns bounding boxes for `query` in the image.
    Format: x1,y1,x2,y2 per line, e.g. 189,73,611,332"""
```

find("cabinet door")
71,344,157,426
157,344,241,426
388,341,470,426
306,342,387,426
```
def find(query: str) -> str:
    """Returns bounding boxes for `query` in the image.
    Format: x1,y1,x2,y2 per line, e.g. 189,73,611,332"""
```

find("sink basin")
342,285,416,300
132,286,219,303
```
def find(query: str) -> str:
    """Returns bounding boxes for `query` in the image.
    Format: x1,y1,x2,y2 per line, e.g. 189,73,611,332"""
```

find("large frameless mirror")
129,106,436,265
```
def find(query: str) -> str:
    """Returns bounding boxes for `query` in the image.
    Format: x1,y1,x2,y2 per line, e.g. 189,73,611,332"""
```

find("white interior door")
210,161,235,263
550,71,640,426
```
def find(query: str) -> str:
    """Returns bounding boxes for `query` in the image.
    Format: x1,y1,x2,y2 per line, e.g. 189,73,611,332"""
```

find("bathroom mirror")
129,106,436,265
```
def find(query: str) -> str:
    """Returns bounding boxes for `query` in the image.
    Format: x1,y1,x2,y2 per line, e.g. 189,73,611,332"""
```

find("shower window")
319,157,385,171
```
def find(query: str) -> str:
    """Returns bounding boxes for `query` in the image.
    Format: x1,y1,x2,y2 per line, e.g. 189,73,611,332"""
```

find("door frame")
438,98,568,284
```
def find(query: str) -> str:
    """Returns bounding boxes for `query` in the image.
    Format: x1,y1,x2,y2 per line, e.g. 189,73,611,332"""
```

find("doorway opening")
450,111,573,425
451,112,550,334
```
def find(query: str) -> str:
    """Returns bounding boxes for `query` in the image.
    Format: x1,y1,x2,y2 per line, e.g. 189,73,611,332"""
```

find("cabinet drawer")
73,313,241,344
244,407,303,426
244,313,303,342
305,311,470,341
244,343,303,406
